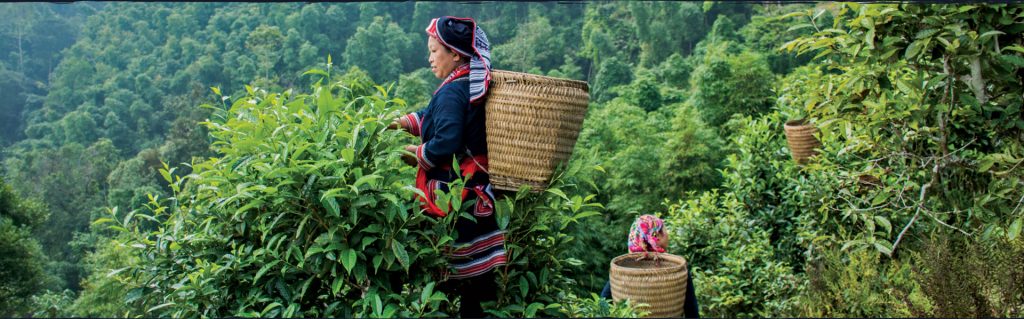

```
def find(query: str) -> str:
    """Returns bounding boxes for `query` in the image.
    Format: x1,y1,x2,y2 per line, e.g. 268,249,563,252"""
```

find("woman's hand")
388,116,410,131
634,251,663,266
401,145,418,166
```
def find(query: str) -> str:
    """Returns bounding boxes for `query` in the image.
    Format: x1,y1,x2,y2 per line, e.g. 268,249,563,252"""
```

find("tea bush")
94,66,608,317
664,190,802,317
663,3,1024,317
557,292,650,318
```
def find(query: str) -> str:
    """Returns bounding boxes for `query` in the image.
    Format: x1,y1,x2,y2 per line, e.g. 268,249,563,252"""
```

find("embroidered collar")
434,63,471,95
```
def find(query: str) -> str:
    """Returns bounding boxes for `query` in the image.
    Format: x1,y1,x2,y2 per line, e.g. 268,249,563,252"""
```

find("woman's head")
423,16,493,103
627,214,669,253
427,36,467,79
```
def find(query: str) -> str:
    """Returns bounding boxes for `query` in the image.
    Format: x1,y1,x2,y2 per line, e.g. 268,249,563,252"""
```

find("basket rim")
491,69,590,90
784,118,816,128
610,253,687,276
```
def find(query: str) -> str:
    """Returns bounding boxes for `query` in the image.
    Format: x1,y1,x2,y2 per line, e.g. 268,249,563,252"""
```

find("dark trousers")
439,270,498,318
600,267,700,318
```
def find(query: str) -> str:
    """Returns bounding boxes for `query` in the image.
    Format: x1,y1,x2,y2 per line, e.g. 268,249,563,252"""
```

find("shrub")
798,248,929,317
915,232,1024,317
688,42,776,129
97,66,605,317
664,191,802,317
557,292,650,318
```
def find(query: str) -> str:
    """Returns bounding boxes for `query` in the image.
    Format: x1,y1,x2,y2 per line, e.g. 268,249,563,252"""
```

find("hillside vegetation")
0,2,1021,317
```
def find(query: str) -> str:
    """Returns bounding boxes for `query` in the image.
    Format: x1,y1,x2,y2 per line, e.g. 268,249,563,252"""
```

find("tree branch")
891,161,938,256
1012,184,1024,216
923,208,972,237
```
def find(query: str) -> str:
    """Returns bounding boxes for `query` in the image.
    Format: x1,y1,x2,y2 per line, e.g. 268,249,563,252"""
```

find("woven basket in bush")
484,70,590,191
783,119,821,164
609,253,688,318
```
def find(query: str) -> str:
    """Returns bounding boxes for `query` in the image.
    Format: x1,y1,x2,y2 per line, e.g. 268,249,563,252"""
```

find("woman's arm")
390,110,425,136
414,90,465,170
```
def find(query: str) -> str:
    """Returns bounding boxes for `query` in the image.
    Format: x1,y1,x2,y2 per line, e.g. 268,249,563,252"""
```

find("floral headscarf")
627,214,666,253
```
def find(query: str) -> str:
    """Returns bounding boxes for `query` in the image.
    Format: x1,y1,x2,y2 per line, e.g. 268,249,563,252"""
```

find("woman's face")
427,36,462,79
655,229,670,251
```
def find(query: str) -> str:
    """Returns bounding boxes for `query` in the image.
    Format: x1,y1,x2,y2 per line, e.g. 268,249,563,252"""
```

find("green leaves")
115,68,470,317
321,196,340,217
525,302,545,317
260,302,283,317
147,303,175,313
914,28,939,39
254,260,280,282
303,68,330,78
558,292,649,317
391,240,410,271
904,39,927,60
978,30,1005,40
519,276,529,298
1000,54,1024,68
873,241,893,256
874,216,892,235
341,249,357,274
1002,45,1024,54
545,188,569,201
341,148,355,163
1009,218,1023,241
353,174,382,190
870,191,891,206
977,153,1023,174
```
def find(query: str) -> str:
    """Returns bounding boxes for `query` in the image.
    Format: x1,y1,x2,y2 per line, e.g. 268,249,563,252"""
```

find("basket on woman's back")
484,70,590,192
609,253,689,317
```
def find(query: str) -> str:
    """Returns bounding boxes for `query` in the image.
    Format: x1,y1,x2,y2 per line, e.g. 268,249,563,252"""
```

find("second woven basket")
783,118,821,164
609,253,688,318
484,70,590,192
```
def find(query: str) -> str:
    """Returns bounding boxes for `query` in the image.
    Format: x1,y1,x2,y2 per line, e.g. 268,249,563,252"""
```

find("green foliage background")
0,2,1021,317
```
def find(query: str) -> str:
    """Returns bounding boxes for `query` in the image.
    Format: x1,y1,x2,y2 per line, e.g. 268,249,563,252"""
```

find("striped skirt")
435,182,507,280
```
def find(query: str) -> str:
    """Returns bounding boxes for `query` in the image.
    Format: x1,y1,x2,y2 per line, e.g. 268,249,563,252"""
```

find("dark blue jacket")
412,77,488,183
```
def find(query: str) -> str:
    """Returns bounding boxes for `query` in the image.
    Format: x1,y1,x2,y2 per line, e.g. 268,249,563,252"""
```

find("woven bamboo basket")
783,119,821,164
609,253,688,318
484,70,590,191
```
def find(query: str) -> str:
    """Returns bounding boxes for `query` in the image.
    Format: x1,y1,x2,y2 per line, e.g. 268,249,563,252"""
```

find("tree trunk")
16,26,25,74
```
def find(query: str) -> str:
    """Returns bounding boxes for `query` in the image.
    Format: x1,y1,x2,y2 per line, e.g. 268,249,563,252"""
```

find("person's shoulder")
438,78,470,94
434,79,470,105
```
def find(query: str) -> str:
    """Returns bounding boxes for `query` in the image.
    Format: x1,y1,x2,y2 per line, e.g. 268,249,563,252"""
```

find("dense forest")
1,2,1022,317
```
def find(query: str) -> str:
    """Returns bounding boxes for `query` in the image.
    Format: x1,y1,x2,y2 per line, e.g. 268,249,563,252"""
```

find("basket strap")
464,147,489,175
